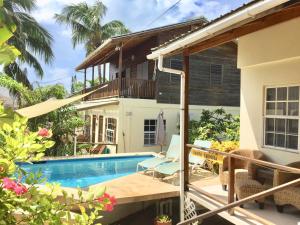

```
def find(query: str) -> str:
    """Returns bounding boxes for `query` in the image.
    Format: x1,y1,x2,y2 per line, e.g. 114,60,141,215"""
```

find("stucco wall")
238,17,300,164
84,98,239,154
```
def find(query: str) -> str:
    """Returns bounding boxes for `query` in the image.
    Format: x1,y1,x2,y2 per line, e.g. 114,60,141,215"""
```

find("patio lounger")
153,140,211,176
136,134,180,171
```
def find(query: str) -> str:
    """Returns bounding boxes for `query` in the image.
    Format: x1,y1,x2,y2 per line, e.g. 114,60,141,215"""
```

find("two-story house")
74,18,240,154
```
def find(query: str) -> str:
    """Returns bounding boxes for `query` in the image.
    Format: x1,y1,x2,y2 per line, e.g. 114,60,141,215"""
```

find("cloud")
29,0,249,91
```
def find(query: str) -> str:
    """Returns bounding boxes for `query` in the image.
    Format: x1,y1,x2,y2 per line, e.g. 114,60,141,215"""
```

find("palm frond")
4,62,32,89
101,20,130,41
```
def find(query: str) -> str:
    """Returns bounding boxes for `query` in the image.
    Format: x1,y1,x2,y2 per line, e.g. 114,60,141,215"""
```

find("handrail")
187,144,300,174
178,144,300,225
178,178,300,225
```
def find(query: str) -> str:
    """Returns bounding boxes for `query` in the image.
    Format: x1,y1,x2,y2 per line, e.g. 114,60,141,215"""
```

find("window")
144,119,166,145
105,118,117,143
210,64,223,87
264,86,300,151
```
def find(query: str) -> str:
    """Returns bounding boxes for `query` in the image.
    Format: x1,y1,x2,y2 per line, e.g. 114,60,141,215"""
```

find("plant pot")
155,220,172,225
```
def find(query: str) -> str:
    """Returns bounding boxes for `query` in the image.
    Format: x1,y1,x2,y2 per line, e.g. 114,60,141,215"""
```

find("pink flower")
2,177,16,190
2,177,28,196
96,192,117,212
38,128,50,137
13,184,28,196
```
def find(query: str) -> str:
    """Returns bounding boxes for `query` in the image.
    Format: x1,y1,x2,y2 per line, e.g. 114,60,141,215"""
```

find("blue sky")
29,0,250,90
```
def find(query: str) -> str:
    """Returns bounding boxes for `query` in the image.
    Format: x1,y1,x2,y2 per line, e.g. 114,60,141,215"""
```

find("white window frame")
105,117,117,144
144,119,166,146
263,84,300,153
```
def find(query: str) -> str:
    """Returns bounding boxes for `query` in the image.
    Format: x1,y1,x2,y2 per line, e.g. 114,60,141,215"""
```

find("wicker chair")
273,161,300,213
219,149,264,191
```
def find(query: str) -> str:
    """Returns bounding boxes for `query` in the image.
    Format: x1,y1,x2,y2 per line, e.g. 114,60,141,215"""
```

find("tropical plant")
156,215,172,223
189,108,240,143
0,104,116,224
1,0,53,88
55,1,130,54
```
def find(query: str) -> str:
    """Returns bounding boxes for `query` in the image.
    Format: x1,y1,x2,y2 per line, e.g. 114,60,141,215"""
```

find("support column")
118,44,123,95
84,68,87,93
92,66,95,87
228,156,235,215
98,64,102,84
103,63,106,83
183,53,190,190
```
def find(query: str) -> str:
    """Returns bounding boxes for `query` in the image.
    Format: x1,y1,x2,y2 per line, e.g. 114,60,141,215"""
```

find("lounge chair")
136,134,180,171
153,140,211,176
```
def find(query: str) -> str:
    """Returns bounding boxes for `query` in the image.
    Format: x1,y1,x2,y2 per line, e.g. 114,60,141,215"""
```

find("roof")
151,0,262,51
75,18,207,71
147,0,293,59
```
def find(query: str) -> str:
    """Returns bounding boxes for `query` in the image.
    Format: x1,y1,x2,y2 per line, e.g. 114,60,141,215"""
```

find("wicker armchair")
219,149,264,191
273,161,300,213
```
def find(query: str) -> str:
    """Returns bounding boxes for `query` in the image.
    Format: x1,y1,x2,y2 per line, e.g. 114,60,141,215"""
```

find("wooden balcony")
84,78,156,101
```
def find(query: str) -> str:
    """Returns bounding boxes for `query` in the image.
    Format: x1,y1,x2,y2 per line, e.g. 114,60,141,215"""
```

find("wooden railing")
84,78,156,100
178,144,300,225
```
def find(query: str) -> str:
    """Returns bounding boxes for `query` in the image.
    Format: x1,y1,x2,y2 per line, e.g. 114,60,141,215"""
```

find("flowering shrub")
0,104,116,224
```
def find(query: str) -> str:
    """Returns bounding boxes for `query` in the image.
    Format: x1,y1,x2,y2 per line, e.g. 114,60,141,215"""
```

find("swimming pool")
19,155,153,188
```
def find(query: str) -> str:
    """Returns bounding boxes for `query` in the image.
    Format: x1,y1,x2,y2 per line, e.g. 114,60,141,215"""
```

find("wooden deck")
190,176,300,225
89,173,179,205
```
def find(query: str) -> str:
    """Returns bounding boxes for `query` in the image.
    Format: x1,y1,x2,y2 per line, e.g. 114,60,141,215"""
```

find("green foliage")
0,104,113,225
156,215,171,223
189,108,240,143
55,1,130,54
25,85,85,156
2,0,54,88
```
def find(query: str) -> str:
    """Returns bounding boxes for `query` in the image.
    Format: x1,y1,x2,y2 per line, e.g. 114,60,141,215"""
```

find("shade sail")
16,90,95,119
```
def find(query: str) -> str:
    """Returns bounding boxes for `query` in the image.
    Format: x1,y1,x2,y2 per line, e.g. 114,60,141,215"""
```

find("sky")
28,0,250,91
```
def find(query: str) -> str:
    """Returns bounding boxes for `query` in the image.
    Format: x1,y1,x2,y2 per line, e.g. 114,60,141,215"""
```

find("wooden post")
228,156,235,215
84,68,87,93
103,63,106,83
98,64,102,84
183,53,190,190
92,66,95,87
118,44,123,95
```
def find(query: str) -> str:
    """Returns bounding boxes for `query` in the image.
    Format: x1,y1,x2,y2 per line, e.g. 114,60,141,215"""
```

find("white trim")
263,85,300,153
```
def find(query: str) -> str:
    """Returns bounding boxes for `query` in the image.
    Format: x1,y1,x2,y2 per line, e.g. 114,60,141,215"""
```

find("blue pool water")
18,155,153,188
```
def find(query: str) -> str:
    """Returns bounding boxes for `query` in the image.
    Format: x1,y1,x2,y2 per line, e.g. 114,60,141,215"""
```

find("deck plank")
89,173,179,205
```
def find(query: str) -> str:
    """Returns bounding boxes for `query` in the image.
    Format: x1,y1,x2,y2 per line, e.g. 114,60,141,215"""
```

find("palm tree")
55,1,130,55
2,0,54,89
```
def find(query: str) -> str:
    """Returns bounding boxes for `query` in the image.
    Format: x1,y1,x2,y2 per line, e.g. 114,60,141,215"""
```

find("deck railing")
84,78,156,100
178,144,300,225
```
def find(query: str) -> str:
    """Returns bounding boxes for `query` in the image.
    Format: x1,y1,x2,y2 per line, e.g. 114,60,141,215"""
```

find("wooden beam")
103,64,106,83
98,64,102,84
188,4,300,55
183,53,190,190
92,66,95,87
118,44,123,94
227,156,235,215
84,68,87,93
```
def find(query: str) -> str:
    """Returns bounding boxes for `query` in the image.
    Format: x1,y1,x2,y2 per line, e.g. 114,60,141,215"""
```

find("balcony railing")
84,78,156,100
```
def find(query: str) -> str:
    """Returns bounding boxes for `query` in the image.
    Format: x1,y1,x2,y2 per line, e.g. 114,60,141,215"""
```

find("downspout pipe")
157,55,186,222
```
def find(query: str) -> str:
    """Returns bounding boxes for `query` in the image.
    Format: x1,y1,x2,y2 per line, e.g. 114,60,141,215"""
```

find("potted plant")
155,215,172,225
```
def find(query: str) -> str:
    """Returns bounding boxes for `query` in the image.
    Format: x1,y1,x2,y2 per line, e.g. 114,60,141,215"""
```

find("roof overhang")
74,99,119,111
76,18,208,71
147,0,293,60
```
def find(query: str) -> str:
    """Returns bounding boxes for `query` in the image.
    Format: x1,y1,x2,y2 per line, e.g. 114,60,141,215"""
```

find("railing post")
228,156,235,215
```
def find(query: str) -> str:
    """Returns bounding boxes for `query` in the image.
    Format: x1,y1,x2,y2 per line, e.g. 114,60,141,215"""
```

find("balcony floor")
190,175,300,225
